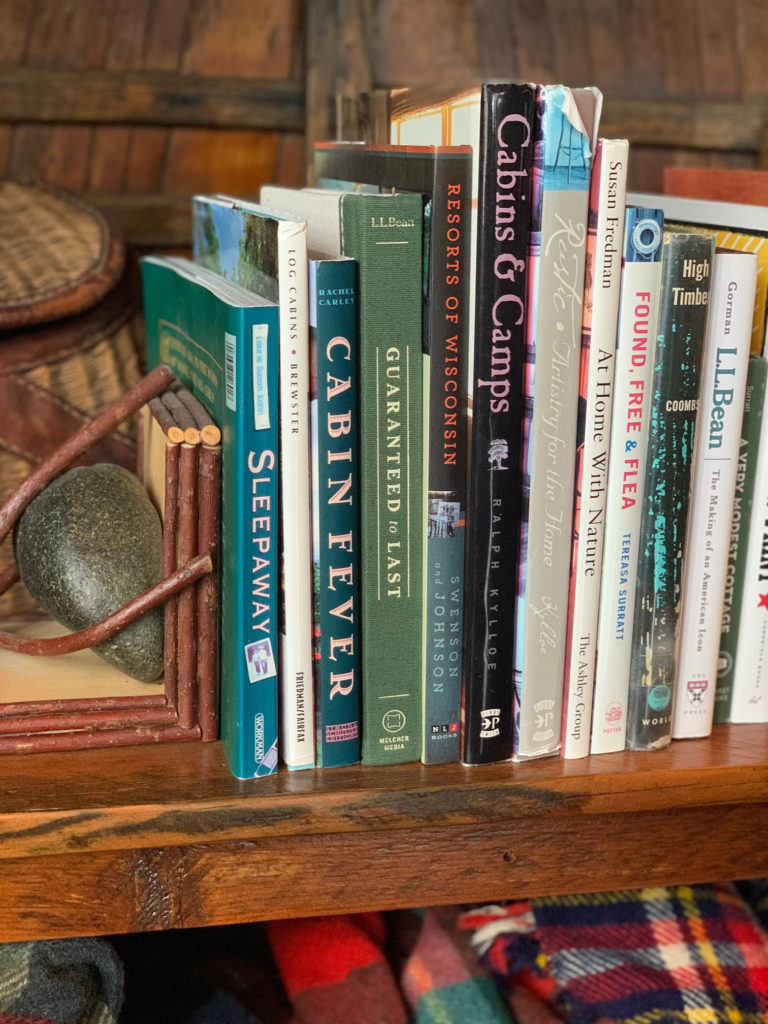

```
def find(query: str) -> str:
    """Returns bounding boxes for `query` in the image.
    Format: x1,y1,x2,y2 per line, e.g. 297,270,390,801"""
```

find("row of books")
140,80,768,779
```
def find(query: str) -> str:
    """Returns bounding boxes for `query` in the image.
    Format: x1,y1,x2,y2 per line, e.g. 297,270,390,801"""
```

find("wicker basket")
0,181,145,618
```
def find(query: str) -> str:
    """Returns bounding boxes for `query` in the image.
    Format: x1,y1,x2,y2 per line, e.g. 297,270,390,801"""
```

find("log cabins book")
192,195,314,771
261,184,425,765
141,255,280,779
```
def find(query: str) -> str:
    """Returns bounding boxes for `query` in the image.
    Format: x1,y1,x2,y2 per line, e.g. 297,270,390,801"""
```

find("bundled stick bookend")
0,365,221,754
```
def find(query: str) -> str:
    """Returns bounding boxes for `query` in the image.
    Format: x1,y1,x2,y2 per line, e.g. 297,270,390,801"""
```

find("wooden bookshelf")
0,724,766,941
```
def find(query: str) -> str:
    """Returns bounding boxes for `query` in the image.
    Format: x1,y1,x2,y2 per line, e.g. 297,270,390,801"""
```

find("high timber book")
514,84,601,760
590,207,664,754
672,249,756,739
625,231,714,751
560,137,628,760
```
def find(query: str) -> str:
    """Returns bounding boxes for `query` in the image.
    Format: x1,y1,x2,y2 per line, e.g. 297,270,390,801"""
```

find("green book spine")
340,192,424,764
716,354,768,721
311,256,361,767
625,231,714,750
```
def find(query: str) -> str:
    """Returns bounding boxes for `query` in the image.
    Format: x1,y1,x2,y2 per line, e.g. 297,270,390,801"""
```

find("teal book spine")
310,256,361,767
340,191,424,765
140,257,280,779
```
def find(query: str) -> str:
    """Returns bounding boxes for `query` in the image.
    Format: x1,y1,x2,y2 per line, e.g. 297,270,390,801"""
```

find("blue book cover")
141,255,280,780
310,255,361,767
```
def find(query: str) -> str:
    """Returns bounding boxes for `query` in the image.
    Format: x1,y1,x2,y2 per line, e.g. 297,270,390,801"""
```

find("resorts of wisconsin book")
309,253,361,767
192,194,314,771
628,190,768,357
514,83,602,761
729,357,768,724
716,355,768,723
625,231,714,751
560,138,628,760
261,183,424,765
590,207,664,755
314,141,473,764
672,249,757,739
141,255,280,780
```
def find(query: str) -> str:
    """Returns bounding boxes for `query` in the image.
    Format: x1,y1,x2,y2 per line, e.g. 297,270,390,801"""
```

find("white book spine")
561,140,628,759
672,251,757,737
277,220,315,769
730,374,768,723
590,211,663,754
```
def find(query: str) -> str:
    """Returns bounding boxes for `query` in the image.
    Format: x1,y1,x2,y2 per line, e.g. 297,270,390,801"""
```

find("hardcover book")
260,184,425,765
672,249,757,739
309,254,361,767
314,141,473,764
457,82,536,765
560,137,628,759
715,354,768,722
628,190,768,356
514,84,601,760
192,194,314,771
141,255,280,779
625,231,714,751
590,207,664,755
730,357,768,724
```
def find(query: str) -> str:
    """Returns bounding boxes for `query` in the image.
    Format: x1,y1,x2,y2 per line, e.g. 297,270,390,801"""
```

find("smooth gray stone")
15,463,165,682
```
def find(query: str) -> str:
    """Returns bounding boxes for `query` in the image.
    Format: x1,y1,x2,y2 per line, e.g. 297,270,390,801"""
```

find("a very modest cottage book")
192,194,314,771
625,231,714,751
261,184,424,765
590,207,664,755
672,249,756,739
514,84,601,760
314,140,473,765
309,253,361,768
141,255,280,779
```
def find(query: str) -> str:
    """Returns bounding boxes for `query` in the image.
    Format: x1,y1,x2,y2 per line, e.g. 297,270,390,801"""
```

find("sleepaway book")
141,255,280,779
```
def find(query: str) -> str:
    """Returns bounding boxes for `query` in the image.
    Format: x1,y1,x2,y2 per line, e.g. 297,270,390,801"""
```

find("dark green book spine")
716,354,768,722
423,152,472,764
340,192,424,764
626,231,714,750
311,257,361,766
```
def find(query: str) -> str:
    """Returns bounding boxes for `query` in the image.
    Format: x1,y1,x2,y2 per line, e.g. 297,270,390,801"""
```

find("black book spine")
626,231,714,750
461,82,536,764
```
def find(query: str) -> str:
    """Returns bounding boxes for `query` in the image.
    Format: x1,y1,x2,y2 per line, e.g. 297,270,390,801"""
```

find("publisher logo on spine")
686,678,708,705
480,708,501,738
382,709,406,734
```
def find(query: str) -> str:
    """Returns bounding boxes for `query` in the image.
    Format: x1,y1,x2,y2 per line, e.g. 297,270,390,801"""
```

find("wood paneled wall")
3,0,768,249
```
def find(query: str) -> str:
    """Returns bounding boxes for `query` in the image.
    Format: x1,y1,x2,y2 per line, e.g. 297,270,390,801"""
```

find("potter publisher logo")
605,702,623,724
382,709,406,734
480,707,501,738
686,679,708,705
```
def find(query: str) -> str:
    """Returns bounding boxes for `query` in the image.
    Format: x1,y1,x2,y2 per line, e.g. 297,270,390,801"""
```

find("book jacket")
461,82,536,765
514,84,600,760
672,249,756,738
141,255,280,779
310,255,361,767
591,207,664,754
625,231,714,750
560,137,628,759
716,355,768,722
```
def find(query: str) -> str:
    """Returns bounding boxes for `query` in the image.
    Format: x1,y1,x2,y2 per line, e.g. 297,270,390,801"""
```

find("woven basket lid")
0,179,125,331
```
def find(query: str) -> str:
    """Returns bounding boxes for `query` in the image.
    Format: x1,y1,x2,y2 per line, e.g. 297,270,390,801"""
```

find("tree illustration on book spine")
461,82,536,765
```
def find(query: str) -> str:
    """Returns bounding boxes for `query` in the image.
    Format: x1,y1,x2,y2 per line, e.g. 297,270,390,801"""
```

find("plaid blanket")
461,883,768,1024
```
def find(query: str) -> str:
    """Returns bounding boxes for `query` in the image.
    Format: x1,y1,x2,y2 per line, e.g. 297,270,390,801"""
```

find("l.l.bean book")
672,248,756,738
309,253,361,767
141,255,280,779
192,194,314,771
625,231,714,751
314,141,473,764
261,184,424,765
514,84,601,760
